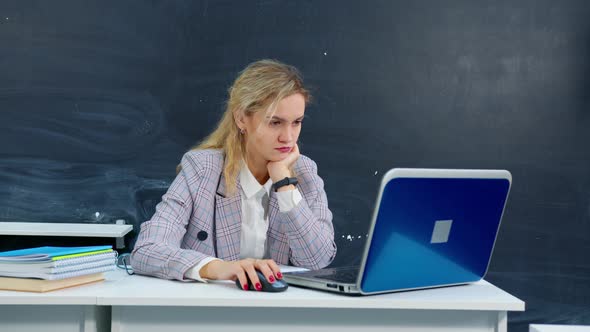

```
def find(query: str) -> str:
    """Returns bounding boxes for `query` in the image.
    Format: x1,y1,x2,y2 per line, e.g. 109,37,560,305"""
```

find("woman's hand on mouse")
200,258,283,291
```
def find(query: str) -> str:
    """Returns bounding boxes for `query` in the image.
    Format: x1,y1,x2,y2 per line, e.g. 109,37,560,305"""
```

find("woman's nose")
280,126,293,142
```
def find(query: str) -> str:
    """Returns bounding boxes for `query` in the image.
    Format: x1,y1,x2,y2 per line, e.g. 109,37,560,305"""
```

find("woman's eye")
294,120,302,126
270,121,281,126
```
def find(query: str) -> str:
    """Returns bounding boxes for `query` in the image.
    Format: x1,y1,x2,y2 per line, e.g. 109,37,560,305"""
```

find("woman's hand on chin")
267,144,300,181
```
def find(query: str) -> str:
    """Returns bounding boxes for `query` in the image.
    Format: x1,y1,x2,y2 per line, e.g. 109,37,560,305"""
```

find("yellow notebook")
0,273,105,292
53,249,113,261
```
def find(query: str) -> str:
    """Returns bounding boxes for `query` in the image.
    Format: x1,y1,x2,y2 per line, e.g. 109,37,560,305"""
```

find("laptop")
283,168,512,295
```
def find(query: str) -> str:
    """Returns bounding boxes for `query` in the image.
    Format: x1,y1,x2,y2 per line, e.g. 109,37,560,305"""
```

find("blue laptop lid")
359,169,511,295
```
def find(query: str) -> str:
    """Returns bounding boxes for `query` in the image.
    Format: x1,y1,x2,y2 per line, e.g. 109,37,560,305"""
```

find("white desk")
0,221,133,249
0,270,524,332
0,275,116,332
530,325,590,332
0,222,132,238
97,271,524,332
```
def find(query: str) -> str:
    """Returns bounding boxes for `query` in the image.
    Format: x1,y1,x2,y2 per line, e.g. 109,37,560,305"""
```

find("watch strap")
273,177,298,192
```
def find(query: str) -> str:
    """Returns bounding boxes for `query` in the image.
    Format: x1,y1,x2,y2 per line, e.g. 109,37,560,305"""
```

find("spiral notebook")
0,251,116,271
0,263,115,280
0,246,116,280
0,253,116,276
0,246,112,263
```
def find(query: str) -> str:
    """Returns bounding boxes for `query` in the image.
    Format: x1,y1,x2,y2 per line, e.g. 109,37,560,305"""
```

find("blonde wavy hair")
181,59,310,195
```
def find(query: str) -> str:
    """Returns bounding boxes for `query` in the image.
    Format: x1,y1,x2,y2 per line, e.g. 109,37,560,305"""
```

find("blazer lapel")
214,170,242,261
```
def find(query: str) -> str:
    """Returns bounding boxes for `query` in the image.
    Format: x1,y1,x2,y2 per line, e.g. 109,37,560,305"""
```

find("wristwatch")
272,177,298,192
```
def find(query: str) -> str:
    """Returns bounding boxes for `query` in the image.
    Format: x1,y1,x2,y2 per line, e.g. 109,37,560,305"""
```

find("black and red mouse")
235,270,288,292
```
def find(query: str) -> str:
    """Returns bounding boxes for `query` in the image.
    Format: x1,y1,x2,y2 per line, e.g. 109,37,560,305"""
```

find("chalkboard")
1,1,589,330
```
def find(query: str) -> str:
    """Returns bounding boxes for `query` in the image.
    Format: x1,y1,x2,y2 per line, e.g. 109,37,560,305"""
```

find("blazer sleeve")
130,153,213,281
280,158,337,270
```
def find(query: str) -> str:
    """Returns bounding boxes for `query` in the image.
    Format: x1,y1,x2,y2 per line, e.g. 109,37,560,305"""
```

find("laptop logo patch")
431,219,453,244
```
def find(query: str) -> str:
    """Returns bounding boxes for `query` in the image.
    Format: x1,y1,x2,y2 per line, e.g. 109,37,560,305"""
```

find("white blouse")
184,164,302,282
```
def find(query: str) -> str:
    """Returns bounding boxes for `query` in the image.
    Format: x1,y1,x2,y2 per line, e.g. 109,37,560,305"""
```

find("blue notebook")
0,246,112,262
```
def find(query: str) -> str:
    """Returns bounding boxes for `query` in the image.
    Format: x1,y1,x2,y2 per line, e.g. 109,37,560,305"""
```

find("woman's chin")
268,154,288,162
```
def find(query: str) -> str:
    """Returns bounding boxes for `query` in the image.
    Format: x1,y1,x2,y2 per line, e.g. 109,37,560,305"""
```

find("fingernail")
276,272,283,279
243,284,249,291
255,283,262,291
268,275,275,283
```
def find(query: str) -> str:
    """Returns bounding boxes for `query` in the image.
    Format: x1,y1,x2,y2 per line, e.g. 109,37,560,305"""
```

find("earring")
240,128,245,135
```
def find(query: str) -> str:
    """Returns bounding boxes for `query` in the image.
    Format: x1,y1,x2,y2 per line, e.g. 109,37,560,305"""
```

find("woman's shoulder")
180,149,225,174
294,155,326,195
294,154,319,174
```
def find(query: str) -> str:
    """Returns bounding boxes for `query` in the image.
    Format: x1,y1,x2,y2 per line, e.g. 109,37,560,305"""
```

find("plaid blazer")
131,149,336,280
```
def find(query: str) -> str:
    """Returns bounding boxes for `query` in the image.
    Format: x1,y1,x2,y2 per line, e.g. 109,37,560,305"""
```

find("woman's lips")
276,147,292,153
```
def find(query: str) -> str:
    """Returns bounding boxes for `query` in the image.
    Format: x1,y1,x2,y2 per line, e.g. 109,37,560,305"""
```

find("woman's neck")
245,154,270,185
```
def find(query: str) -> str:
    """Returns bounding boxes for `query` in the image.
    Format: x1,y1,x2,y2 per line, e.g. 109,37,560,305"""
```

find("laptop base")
283,273,359,294
283,266,360,294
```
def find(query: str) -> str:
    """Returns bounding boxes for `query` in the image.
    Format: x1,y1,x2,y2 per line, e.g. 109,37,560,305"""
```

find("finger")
255,260,276,283
243,262,261,291
280,152,297,169
235,268,249,291
288,144,300,164
265,259,283,280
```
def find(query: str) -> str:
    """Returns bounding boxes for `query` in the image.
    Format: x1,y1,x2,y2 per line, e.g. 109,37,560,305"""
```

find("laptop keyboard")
300,266,360,284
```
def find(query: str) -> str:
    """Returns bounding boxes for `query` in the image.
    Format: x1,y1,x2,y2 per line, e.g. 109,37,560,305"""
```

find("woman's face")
241,93,305,163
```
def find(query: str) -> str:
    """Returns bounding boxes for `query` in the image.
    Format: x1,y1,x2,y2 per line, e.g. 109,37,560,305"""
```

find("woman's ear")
233,110,246,131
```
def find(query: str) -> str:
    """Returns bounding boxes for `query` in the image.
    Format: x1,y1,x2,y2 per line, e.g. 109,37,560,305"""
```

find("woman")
131,59,336,291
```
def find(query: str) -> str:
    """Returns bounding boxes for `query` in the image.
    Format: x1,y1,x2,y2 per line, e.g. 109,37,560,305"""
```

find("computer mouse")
235,270,288,292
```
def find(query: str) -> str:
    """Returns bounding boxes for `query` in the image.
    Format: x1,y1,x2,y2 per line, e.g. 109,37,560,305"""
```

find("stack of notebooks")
0,245,116,292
